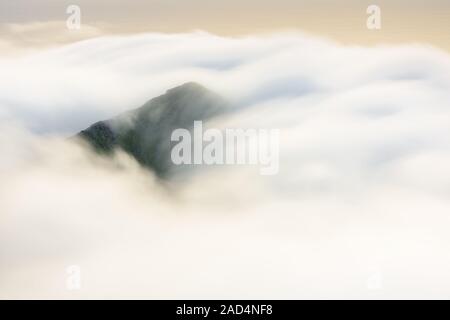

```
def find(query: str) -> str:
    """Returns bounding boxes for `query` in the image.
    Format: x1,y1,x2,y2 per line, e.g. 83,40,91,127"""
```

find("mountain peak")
77,83,228,177
167,81,206,93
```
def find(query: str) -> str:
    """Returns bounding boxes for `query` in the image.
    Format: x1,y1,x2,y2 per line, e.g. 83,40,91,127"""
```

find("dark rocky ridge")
77,82,228,177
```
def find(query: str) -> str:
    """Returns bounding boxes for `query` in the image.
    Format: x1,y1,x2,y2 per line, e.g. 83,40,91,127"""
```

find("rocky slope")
77,82,228,177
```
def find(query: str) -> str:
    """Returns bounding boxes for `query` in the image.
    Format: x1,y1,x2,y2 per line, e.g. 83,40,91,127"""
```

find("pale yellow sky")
0,0,449,51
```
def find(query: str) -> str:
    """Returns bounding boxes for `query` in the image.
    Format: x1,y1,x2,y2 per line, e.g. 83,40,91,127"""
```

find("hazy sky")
0,0,449,51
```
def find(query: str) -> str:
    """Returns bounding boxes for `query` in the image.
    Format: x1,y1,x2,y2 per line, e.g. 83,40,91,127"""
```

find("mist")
1,32,450,299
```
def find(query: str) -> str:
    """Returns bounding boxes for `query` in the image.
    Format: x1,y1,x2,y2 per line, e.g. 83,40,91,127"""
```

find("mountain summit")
77,82,228,176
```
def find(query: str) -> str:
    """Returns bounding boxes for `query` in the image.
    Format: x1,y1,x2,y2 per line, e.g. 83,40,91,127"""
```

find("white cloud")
0,32,450,298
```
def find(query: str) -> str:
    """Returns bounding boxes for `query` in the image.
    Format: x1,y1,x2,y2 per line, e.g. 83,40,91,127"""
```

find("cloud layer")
1,32,450,298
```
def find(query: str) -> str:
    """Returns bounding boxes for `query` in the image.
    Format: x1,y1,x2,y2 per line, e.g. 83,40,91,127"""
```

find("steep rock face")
77,82,228,176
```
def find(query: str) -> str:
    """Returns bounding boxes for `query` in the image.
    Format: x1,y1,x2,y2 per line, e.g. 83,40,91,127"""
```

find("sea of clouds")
1,31,450,298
